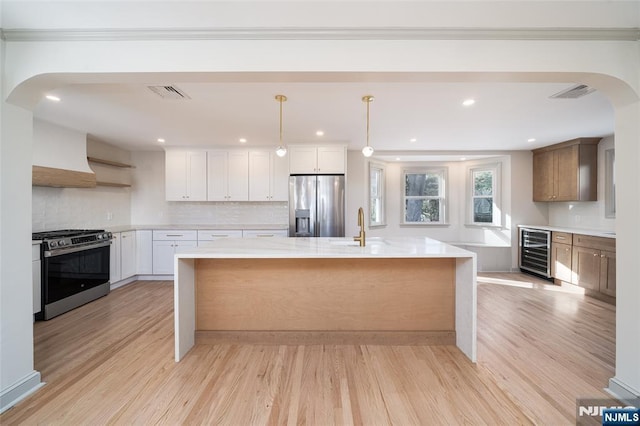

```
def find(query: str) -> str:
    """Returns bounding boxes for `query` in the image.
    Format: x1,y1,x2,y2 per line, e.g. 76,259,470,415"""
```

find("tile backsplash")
32,186,131,232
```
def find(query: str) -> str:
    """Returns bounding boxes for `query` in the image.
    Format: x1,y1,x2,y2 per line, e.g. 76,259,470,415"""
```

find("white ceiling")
33,78,614,154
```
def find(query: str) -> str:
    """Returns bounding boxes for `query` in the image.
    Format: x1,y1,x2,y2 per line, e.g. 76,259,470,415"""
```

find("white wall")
130,151,288,226
548,135,616,231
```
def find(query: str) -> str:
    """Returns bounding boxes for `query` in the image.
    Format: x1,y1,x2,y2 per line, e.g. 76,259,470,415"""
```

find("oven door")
43,243,111,305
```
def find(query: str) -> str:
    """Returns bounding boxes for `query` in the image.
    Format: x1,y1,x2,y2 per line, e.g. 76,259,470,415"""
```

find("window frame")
401,167,448,226
467,162,501,227
368,162,386,227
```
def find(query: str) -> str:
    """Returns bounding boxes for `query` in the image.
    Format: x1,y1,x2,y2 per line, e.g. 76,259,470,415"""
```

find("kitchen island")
174,237,477,362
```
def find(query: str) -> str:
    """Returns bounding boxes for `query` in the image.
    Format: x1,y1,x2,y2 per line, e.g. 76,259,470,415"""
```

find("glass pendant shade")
362,95,375,157
362,146,374,157
275,94,287,157
276,146,287,157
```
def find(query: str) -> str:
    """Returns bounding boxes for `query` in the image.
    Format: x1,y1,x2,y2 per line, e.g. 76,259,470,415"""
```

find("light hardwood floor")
1,273,616,425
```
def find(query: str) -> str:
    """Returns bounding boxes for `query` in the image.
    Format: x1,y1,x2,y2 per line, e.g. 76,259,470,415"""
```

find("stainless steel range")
32,229,112,320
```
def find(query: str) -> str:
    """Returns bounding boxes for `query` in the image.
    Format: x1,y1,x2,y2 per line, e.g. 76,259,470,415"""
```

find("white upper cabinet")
165,150,207,201
207,150,249,201
289,145,345,174
249,150,288,201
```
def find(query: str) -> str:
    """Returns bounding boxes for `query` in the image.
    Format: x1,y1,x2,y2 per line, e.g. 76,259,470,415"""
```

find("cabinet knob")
600,254,606,258
593,253,599,257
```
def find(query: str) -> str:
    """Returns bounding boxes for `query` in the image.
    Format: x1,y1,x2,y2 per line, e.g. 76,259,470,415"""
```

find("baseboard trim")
0,371,44,414
196,330,456,346
110,276,137,290
606,377,640,405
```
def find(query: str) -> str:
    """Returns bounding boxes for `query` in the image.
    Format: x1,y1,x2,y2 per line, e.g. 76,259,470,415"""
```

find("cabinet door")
271,153,290,201
110,232,121,282
120,231,137,280
165,151,188,201
599,250,616,297
207,151,228,201
249,151,271,201
136,230,153,275
532,151,554,201
554,145,579,201
227,150,249,201
187,151,207,201
289,146,318,174
572,246,601,290
32,258,41,314
316,146,345,174
551,242,573,283
152,241,176,275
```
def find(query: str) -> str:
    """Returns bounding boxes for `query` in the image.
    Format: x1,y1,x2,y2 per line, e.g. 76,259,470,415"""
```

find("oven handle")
44,240,112,258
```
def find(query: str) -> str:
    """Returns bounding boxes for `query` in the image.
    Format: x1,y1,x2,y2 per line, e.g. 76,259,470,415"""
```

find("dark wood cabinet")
532,138,600,202
572,234,616,297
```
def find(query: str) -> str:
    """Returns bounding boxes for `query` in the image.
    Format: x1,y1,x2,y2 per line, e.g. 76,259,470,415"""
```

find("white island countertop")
175,236,476,259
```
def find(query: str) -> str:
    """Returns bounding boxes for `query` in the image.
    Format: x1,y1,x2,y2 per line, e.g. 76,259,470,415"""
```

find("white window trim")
402,167,448,225
369,161,386,227
466,162,502,227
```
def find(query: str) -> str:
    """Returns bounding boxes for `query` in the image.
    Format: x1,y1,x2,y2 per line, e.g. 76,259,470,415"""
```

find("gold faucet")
353,207,366,247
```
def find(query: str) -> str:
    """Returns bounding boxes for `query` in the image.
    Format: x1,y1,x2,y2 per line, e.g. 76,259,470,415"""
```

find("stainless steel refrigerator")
289,175,345,237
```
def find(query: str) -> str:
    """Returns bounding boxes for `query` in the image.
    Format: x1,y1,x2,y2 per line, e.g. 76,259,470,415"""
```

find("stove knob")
50,241,57,248
59,240,66,246
97,234,103,240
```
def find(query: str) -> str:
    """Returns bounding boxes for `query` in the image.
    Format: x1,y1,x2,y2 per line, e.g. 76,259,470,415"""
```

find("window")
369,163,385,226
605,149,615,218
468,163,501,226
403,168,447,224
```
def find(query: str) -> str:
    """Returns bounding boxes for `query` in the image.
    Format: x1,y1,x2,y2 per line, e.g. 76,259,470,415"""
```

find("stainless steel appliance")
32,229,112,320
519,227,551,278
289,175,345,237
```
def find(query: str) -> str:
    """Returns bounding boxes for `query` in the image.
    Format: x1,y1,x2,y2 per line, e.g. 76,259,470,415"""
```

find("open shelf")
96,181,131,188
87,157,134,168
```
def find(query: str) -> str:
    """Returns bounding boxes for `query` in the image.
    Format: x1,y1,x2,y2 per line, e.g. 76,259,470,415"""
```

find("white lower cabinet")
32,243,41,315
136,230,153,275
152,230,197,275
110,232,121,282
110,231,137,283
242,229,288,238
197,229,243,247
120,231,136,280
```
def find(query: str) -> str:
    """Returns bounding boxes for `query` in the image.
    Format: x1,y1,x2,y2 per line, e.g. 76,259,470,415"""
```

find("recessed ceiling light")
462,99,475,107
528,138,536,143
316,130,324,137
157,138,165,143
395,157,401,161
460,157,467,161
409,138,417,143
45,95,61,102
239,138,247,143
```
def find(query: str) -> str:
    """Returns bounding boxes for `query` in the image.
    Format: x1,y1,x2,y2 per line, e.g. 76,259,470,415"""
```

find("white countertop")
107,223,288,233
175,237,475,259
517,224,615,239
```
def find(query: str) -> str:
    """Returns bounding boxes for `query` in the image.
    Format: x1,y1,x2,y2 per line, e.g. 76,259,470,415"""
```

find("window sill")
369,224,387,229
464,223,503,229
400,223,451,228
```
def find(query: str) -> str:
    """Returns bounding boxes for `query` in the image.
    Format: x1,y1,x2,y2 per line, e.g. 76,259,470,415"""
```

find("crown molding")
2,27,639,42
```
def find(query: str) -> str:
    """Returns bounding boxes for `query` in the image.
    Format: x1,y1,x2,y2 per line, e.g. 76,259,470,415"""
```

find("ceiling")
33,79,614,155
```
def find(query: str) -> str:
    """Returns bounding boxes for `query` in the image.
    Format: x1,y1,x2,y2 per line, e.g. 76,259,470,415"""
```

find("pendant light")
275,94,288,157
362,95,375,157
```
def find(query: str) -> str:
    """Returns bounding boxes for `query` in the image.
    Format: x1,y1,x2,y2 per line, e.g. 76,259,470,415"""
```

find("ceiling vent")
147,85,191,100
550,84,596,99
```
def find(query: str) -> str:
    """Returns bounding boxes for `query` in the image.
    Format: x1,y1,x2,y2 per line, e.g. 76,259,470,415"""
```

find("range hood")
32,119,96,188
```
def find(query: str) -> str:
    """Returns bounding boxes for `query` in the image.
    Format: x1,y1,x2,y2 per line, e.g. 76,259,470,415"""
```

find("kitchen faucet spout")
354,207,366,247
